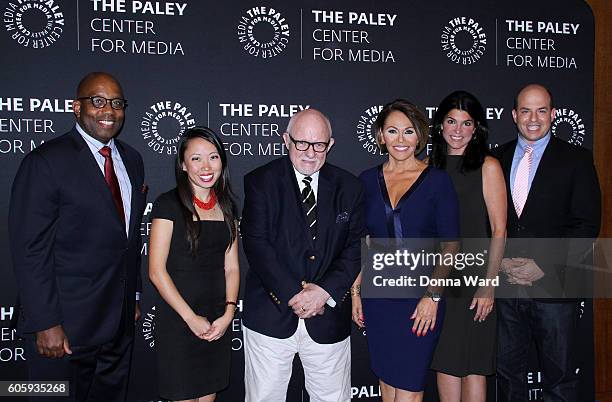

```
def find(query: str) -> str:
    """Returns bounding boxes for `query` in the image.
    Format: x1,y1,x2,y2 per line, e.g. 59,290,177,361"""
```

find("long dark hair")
175,127,237,254
429,90,489,172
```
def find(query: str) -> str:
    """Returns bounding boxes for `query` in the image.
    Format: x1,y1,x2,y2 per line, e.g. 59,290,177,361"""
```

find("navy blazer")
9,129,146,346
494,136,601,299
241,156,366,344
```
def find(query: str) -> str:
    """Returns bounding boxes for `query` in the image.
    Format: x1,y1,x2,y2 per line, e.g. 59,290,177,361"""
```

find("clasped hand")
186,313,232,342
501,257,544,285
288,283,328,319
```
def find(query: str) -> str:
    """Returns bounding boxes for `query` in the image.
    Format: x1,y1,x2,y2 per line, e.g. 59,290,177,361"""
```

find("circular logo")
356,105,384,155
551,108,585,146
4,0,64,48
140,100,196,156
237,6,290,59
440,17,487,65
141,305,156,349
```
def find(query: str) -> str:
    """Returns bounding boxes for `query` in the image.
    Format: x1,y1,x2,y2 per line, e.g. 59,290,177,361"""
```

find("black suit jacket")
494,136,601,299
9,129,146,346
241,157,366,344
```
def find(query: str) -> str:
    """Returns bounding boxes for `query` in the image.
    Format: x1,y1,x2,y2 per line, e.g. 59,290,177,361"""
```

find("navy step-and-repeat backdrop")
0,1,596,401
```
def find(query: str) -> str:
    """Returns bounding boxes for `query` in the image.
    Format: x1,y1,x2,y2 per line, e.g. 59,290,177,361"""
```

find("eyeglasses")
77,96,128,110
288,134,329,153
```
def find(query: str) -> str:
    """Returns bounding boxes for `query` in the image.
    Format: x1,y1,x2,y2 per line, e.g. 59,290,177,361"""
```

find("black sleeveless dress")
431,155,497,376
151,189,231,400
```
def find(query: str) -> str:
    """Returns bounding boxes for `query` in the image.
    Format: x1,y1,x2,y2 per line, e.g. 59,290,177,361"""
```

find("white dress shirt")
76,123,132,237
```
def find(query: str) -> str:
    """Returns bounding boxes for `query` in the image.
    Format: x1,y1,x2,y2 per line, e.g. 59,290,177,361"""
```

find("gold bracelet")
350,285,361,296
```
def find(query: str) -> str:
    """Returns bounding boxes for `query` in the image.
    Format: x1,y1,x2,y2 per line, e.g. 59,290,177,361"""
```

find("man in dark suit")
241,108,366,401
494,84,601,401
9,72,146,402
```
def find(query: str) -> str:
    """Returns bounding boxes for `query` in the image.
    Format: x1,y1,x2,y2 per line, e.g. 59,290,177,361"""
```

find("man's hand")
36,325,72,358
500,257,522,273
288,283,329,318
504,258,544,285
134,301,141,322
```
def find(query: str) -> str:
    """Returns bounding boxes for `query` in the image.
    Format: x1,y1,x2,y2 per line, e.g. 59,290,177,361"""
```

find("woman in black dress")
149,127,239,402
429,91,506,402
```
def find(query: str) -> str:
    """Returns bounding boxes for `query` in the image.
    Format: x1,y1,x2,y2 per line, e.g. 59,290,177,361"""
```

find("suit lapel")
310,165,336,282
116,140,140,240
499,140,518,221
72,131,125,231
520,137,557,220
283,157,309,230
316,166,334,247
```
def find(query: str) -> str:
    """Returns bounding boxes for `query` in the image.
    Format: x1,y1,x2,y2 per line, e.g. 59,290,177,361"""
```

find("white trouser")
243,319,351,402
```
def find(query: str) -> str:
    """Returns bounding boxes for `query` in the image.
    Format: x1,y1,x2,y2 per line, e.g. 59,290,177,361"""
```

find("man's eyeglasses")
77,96,128,110
288,134,329,153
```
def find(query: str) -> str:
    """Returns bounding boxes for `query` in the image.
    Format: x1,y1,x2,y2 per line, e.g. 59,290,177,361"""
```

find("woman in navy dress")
351,99,460,401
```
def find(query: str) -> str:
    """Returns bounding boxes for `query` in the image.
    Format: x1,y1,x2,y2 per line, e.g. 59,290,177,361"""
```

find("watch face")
425,291,441,302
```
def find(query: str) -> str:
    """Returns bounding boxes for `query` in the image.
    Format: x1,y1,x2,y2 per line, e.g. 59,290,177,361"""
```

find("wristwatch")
424,290,441,302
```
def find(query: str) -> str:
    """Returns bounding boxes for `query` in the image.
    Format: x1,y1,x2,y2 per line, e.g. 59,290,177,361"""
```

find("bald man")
9,72,146,401
241,109,366,401
494,84,600,401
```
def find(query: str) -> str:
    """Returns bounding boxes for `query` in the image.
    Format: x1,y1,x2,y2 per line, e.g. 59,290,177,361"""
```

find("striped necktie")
301,176,317,241
512,145,533,218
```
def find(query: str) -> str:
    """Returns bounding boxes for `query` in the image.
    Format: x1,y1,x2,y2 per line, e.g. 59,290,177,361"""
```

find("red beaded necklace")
193,191,217,210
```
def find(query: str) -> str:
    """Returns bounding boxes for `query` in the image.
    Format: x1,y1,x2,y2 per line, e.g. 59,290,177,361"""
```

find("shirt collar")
292,166,320,185
517,131,551,154
75,123,116,151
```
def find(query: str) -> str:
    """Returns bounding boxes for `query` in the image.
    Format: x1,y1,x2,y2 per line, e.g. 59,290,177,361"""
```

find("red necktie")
99,146,125,224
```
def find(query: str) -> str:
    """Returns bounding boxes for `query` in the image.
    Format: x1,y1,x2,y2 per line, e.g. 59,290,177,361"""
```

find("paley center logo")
356,105,384,155
237,6,290,59
140,100,196,156
551,107,585,147
440,17,487,65
4,0,64,48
